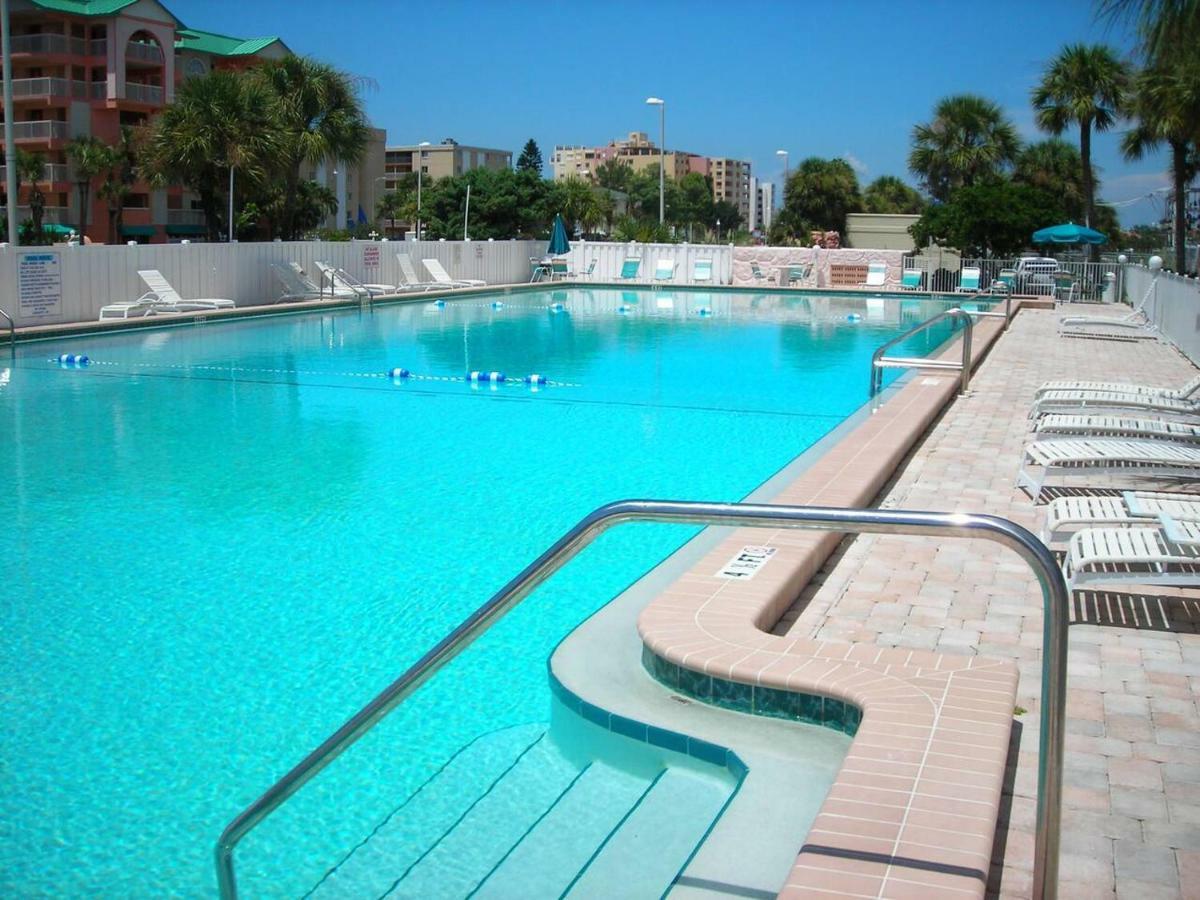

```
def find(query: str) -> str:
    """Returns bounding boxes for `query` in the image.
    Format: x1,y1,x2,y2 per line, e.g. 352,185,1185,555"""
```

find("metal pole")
214,499,1067,900
463,183,469,241
416,166,421,241
227,166,234,243
658,102,665,225
2,0,19,246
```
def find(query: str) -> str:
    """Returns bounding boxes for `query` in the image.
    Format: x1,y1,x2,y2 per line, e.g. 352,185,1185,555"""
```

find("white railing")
563,241,735,284
1124,264,1200,366
124,82,163,104
8,33,88,55
10,77,91,99
167,209,206,226
89,39,108,57
91,81,108,100
125,41,164,64
10,120,69,140
0,163,69,183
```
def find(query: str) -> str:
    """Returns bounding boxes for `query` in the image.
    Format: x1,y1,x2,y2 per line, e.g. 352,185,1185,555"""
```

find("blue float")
58,353,89,367
490,301,505,309
524,374,548,385
388,367,411,379
467,370,505,383
617,305,631,314
846,313,863,322
549,303,565,312
696,307,712,317
432,299,446,308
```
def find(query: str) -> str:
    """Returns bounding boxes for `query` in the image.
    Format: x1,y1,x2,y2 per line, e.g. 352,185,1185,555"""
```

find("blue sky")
168,0,1173,226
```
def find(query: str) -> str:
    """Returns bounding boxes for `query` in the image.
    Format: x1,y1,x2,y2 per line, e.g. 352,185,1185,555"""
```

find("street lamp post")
776,149,789,209
716,218,721,242
645,97,665,225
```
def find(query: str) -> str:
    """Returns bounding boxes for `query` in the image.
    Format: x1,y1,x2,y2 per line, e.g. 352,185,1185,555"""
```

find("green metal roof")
175,28,285,57
164,223,206,235
25,0,140,16
120,224,157,236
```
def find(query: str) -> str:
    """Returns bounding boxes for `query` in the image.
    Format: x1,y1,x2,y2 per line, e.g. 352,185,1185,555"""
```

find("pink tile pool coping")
637,308,1022,898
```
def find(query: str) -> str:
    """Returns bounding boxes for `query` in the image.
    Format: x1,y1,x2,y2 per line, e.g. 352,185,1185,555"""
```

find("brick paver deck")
783,308,1200,899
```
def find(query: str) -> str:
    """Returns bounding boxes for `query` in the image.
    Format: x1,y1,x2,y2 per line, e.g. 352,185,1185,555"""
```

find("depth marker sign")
716,545,777,580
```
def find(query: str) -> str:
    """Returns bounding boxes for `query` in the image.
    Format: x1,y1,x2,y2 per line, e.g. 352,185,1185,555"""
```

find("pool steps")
307,723,730,899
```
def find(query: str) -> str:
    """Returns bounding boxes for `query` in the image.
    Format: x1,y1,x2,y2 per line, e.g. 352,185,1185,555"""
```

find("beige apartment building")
711,158,752,227
383,138,512,188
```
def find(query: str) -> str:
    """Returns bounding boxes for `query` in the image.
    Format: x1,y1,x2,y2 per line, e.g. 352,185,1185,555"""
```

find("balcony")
123,82,163,104
10,77,92,100
6,121,70,141
8,33,87,56
0,163,70,183
167,209,206,226
125,41,164,65
0,206,71,225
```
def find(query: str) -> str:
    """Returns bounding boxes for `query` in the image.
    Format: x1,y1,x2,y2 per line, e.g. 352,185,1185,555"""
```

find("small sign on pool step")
716,545,777,580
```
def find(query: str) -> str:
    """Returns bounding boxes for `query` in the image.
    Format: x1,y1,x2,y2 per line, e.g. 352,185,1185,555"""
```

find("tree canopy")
516,139,543,173
862,176,926,214
909,94,1020,202
775,157,863,239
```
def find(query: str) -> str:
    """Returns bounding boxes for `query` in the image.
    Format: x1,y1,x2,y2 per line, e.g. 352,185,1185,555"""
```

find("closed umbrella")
547,213,570,256
1032,222,1107,245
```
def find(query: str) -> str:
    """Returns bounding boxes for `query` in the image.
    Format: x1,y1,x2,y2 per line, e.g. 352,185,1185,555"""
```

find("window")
185,58,206,78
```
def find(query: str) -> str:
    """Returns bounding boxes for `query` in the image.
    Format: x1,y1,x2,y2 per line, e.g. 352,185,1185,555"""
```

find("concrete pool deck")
564,302,1197,898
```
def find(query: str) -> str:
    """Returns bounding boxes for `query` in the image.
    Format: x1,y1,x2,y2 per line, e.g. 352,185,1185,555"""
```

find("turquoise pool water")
0,287,965,897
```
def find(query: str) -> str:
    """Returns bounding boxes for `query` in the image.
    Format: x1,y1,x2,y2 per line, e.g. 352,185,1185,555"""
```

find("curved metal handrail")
214,499,1067,900
0,306,14,350
869,307,973,397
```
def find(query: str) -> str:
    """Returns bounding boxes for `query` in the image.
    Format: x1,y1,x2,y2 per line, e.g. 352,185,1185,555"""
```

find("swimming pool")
1,287,969,896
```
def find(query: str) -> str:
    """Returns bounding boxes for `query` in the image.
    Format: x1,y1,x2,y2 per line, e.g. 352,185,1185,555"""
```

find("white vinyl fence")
563,241,734,284
1125,264,1200,366
0,239,543,327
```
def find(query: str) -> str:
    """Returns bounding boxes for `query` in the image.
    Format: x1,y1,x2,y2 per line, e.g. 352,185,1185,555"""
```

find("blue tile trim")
640,647,861,737
547,664,748,780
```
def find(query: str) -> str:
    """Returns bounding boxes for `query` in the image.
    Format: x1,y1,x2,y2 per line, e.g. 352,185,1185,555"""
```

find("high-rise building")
383,138,512,185
553,131,750,226
752,180,774,233
0,0,292,243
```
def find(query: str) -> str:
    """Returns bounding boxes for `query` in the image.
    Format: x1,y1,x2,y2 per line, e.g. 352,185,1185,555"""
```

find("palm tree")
862,175,926,214
96,129,138,244
1099,0,1200,61
1122,57,1200,272
1032,44,1129,231
1013,139,1092,222
66,135,111,241
909,95,1020,202
376,189,413,236
142,70,280,241
16,149,48,241
253,56,370,239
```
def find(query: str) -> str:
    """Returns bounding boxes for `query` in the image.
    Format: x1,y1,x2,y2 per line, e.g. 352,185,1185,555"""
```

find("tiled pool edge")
634,309,1022,898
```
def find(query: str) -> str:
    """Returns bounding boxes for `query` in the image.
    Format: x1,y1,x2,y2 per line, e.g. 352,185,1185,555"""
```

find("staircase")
307,724,733,899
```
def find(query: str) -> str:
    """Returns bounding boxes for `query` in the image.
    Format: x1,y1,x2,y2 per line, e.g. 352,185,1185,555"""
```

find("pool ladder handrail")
960,287,1014,331
0,306,14,349
869,307,973,397
214,499,1068,900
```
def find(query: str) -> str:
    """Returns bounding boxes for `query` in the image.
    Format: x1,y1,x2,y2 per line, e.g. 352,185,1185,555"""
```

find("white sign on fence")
362,244,380,270
18,251,63,318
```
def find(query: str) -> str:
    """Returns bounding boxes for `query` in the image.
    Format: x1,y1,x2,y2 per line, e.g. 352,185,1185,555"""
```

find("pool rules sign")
18,251,63,319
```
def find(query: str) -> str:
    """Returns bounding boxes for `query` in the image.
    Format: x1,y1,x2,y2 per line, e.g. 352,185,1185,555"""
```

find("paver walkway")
778,308,1200,899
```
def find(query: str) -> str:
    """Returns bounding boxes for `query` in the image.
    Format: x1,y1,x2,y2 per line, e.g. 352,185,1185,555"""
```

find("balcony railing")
7,121,70,141
8,33,86,55
0,206,71,225
10,77,92,100
0,163,69,183
124,82,163,104
89,39,108,57
91,81,108,100
125,41,164,64
167,209,206,226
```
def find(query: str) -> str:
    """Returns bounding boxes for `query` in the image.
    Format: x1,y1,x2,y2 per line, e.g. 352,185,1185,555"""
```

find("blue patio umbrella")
547,213,570,256
1032,222,1107,245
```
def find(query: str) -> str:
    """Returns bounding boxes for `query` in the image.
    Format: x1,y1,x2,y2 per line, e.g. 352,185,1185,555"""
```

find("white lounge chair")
100,270,236,319
287,262,359,299
1034,374,1200,401
1030,390,1199,419
653,259,676,282
315,261,395,297
861,261,887,288
1062,521,1200,591
271,262,337,302
1042,491,1200,543
956,267,982,293
1016,438,1200,499
422,258,486,288
692,258,713,283
397,253,441,291
900,268,922,291
619,256,642,280
1033,414,1200,444
579,259,597,279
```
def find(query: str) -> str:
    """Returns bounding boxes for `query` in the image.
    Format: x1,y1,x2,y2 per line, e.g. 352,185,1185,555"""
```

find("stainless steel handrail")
0,307,14,350
214,500,1067,900
962,288,1013,330
870,307,973,397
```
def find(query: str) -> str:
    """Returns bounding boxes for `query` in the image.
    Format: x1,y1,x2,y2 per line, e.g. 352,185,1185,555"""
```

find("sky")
166,0,1175,227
